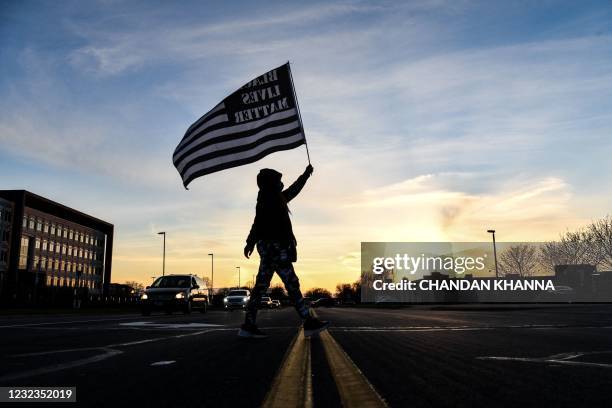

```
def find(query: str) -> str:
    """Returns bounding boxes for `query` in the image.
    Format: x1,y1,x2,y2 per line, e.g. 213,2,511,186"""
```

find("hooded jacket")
246,168,311,247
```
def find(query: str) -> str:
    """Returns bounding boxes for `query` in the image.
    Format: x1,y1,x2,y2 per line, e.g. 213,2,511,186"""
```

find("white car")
224,289,250,310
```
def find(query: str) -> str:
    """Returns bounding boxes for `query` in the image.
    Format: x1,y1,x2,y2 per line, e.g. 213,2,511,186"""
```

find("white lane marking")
0,315,153,328
0,348,123,382
3,328,232,381
477,351,612,368
151,360,176,366
330,324,612,332
120,321,223,329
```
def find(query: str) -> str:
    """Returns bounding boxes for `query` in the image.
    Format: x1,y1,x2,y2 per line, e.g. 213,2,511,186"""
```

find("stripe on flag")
173,63,305,188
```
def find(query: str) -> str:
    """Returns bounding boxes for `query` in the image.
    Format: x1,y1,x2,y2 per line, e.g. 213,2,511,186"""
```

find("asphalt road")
1,304,611,407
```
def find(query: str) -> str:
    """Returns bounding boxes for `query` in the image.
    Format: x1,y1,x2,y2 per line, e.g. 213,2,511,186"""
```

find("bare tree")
499,244,538,277
589,215,612,270
124,280,144,293
539,228,605,273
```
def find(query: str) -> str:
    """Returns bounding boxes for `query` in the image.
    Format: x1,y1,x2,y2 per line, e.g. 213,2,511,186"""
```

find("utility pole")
236,266,241,288
208,253,214,298
158,232,166,276
487,229,499,278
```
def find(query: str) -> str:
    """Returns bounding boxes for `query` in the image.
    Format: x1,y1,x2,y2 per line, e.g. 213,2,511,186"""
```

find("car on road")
271,299,281,308
312,297,336,308
260,296,274,308
224,289,250,310
141,274,208,315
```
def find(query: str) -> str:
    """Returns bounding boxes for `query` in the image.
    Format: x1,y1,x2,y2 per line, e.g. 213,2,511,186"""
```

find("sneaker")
238,323,268,338
303,317,329,337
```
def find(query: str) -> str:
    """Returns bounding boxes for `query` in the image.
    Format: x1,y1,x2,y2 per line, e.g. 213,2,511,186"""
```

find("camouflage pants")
245,240,309,325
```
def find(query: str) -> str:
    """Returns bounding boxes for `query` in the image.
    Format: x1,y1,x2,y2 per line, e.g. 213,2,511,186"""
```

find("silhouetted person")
240,164,329,338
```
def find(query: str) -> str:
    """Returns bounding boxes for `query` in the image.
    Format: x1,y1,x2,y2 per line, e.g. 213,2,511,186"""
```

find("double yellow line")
263,312,387,408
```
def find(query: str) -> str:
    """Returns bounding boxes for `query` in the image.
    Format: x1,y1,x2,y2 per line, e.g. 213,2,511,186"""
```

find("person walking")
240,164,329,338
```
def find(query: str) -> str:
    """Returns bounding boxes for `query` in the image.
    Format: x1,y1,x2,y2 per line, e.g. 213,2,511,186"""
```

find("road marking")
2,329,228,382
262,328,312,408
313,312,387,408
120,321,223,329
329,324,612,332
151,360,176,366
0,316,152,328
0,348,123,382
477,350,612,368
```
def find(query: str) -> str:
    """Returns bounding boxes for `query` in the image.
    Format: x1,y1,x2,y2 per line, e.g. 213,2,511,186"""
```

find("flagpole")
287,61,311,165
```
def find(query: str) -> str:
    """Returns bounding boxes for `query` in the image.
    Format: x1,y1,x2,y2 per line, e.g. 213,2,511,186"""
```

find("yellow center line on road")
314,311,388,408
262,328,313,408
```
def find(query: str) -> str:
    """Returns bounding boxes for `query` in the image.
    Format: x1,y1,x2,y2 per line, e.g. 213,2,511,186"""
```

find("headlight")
243,296,249,302
223,298,228,303
175,292,185,299
141,293,148,300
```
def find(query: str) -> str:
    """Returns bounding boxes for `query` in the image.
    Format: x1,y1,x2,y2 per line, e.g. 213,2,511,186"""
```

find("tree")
539,229,604,273
269,284,287,300
589,215,612,270
124,280,144,293
304,287,332,300
335,283,353,300
498,244,538,277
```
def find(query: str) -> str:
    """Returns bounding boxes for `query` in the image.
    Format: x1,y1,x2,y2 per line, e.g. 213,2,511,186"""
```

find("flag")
173,63,306,188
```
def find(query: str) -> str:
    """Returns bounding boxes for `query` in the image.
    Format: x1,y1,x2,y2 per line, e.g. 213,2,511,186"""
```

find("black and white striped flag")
173,63,306,188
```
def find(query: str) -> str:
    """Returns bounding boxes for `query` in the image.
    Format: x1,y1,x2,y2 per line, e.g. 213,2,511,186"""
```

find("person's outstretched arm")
282,165,314,203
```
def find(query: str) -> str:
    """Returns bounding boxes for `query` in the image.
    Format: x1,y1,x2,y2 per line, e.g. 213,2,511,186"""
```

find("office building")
0,190,113,304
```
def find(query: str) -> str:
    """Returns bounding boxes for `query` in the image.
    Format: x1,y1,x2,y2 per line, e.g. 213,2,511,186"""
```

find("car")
311,297,336,308
224,289,250,310
260,296,273,308
271,299,281,308
141,274,208,315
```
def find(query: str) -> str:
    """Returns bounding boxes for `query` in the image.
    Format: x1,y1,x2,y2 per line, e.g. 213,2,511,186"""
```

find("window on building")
28,217,35,230
69,230,74,240
50,224,56,236
42,240,48,251
43,223,49,233
48,241,54,253
0,248,8,263
61,245,66,255
55,244,60,254
63,228,68,238
36,220,42,231
19,236,29,269
22,216,27,228
41,257,47,270
1,229,9,242
35,238,41,250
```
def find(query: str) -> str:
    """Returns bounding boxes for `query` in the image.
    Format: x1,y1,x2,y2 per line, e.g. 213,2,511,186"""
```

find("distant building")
0,190,113,305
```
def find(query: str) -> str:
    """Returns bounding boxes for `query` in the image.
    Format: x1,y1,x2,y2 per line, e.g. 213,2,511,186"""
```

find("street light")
236,266,241,288
158,232,166,276
487,229,499,278
208,253,214,296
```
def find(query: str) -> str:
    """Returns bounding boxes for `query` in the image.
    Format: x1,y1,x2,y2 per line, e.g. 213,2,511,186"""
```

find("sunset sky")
1,1,611,292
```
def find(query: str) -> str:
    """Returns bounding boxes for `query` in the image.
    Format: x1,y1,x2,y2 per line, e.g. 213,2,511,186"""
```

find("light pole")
236,266,241,288
208,253,214,296
158,232,166,276
487,229,499,278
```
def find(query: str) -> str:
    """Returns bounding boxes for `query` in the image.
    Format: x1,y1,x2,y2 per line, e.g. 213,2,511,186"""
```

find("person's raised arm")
282,165,313,202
